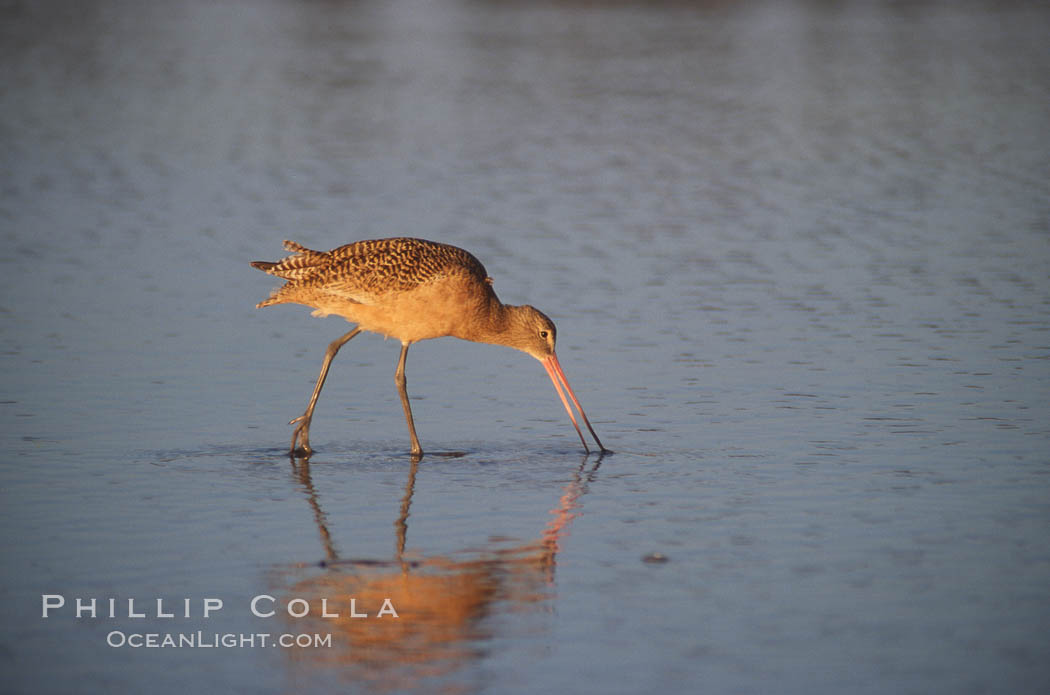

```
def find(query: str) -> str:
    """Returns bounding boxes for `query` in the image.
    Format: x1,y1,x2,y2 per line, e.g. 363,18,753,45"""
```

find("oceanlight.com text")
105,631,332,649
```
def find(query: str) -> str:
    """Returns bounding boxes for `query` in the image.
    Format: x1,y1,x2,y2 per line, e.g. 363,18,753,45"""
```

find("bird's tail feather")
250,240,329,280
251,240,332,308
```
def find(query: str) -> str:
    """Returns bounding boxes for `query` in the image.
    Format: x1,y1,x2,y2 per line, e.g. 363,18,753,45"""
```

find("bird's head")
500,304,609,455
505,305,558,361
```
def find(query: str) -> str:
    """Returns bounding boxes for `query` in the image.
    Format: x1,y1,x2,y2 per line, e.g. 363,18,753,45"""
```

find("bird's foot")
289,414,313,458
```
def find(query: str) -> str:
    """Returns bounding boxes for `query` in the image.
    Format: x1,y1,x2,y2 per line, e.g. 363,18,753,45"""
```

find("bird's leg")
290,327,362,457
395,342,423,458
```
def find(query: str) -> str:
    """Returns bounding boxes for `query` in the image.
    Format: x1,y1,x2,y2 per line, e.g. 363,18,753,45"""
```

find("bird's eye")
540,330,549,339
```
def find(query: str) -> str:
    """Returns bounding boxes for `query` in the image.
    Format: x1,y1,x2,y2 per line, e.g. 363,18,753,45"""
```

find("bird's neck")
455,296,516,347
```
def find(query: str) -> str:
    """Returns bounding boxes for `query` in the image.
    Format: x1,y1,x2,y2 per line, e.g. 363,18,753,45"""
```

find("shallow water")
2,1,1050,693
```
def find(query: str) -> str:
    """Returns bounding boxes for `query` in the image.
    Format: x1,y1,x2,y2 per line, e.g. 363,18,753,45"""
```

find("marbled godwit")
251,238,608,457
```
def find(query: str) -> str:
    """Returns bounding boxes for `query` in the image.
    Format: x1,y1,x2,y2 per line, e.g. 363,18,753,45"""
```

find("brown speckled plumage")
252,237,492,307
251,237,607,457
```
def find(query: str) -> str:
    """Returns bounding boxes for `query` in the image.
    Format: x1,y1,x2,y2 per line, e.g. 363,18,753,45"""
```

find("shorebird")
251,238,608,458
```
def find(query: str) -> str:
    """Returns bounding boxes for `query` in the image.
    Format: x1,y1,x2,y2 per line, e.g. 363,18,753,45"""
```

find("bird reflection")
276,454,602,691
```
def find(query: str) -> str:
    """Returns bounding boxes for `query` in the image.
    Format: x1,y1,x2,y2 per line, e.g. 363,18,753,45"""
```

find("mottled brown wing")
252,237,491,307
322,238,490,294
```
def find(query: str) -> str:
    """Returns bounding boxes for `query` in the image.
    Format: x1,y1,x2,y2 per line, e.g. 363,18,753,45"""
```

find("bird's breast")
346,277,490,344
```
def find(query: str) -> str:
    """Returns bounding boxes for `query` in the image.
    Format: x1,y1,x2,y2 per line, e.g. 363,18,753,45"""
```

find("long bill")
542,353,609,454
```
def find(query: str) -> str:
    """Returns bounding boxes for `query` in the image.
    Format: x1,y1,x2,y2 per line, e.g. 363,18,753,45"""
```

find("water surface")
2,1,1049,693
